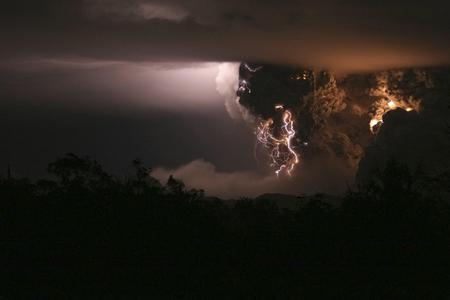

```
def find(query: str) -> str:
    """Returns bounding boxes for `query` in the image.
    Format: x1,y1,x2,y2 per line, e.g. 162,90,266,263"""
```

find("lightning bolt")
256,105,300,177
243,63,263,73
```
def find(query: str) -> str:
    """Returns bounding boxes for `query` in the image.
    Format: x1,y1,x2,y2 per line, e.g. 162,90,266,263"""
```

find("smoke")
368,72,422,133
153,159,281,198
215,62,252,121
357,68,450,183
152,64,449,198
237,63,450,192
152,158,353,198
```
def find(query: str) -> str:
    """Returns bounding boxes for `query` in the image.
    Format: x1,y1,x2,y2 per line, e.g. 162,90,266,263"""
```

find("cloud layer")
2,0,450,71
0,59,226,112
152,156,355,198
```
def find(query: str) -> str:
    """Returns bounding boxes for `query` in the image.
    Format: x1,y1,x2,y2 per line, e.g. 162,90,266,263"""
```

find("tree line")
1,154,450,299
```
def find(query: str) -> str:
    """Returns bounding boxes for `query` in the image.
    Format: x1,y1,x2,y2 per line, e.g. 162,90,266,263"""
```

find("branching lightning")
256,105,300,177
243,63,262,73
240,64,300,177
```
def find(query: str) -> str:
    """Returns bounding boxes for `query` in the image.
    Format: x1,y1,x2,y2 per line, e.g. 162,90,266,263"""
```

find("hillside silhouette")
2,154,450,299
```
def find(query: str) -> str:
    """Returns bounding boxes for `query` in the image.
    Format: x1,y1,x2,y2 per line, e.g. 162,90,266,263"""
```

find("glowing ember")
369,98,420,134
256,105,300,176
369,73,421,134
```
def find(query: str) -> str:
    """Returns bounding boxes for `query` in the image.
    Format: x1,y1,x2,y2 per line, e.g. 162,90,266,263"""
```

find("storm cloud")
2,0,450,71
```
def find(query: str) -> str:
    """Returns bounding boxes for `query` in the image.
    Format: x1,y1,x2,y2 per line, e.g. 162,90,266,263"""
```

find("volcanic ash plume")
368,71,421,133
237,63,447,189
215,63,252,121
238,64,364,182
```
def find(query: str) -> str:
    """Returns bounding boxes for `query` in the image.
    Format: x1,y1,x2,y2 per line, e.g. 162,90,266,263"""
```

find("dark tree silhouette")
1,154,449,299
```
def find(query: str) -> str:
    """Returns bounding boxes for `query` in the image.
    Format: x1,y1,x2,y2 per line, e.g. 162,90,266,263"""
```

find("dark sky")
1,0,449,197
0,60,256,178
2,0,450,70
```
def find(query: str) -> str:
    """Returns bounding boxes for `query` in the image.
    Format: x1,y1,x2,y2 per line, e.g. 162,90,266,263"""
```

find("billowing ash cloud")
215,63,252,121
356,69,450,183
153,65,450,198
237,63,450,189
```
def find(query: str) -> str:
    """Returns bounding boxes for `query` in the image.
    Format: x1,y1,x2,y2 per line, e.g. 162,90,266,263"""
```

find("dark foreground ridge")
2,154,450,299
